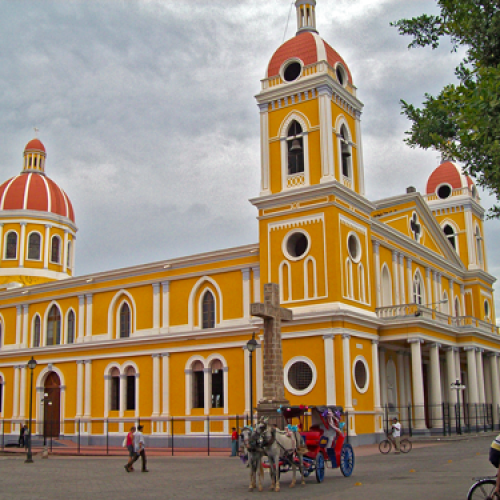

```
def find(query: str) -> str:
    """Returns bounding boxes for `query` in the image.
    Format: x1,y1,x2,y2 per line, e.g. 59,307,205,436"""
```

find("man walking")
132,425,148,472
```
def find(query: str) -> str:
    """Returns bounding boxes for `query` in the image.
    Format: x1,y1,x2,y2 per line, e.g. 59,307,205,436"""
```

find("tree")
392,1,500,216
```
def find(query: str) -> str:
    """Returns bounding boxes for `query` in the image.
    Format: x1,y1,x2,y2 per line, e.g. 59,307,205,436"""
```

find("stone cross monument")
250,283,293,419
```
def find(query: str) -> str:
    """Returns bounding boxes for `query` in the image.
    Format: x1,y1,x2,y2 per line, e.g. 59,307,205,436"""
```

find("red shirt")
231,431,238,441
126,432,134,446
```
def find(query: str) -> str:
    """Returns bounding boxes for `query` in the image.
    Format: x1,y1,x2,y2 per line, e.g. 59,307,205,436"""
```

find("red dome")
24,138,46,153
267,32,352,84
426,161,474,194
0,173,75,223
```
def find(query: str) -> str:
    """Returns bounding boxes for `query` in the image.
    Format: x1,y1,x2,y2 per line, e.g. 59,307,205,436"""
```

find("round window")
283,230,310,260
352,356,369,394
336,64,347,87
347,233,361,262
283,61,302,82
437,184,452,199
284,357,317,396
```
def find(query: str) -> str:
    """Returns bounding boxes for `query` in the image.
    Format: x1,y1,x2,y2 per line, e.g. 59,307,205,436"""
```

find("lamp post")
246,334,258,428
25,357,37,463
450,379,466,435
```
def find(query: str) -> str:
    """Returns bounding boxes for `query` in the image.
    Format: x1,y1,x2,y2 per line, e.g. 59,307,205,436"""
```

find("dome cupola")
426,160,479,202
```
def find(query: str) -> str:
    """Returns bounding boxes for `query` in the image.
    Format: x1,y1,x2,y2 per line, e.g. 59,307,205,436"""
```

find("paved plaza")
0,436,497,499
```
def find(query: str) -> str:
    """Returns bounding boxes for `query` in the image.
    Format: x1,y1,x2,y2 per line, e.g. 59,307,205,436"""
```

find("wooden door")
44,372,61,438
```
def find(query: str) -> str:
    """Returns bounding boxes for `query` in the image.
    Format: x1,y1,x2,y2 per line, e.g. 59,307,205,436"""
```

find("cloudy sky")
1,0,499,315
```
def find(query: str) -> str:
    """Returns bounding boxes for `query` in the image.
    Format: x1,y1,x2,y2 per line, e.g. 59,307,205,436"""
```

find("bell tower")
255,0,365,198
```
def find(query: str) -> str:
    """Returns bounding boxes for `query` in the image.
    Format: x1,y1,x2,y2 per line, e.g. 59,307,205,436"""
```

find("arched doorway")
44,372,61,438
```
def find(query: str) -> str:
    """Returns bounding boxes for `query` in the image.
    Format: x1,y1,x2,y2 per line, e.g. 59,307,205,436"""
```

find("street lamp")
247,334,258,428
25,357,37,463
450,379,466,435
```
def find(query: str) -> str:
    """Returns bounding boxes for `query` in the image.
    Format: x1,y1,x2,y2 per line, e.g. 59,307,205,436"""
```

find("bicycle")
467,476,499,500
378,434,412,454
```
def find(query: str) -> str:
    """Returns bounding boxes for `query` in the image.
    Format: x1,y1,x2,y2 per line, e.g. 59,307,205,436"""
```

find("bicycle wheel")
379,440,391,454
400,439,412,453
467,479,496,500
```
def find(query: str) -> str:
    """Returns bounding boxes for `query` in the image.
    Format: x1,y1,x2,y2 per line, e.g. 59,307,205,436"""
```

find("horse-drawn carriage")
275,405,355,482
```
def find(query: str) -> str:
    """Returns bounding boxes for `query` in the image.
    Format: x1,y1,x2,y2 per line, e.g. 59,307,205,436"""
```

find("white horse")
240,426,264,492
254,419,307,492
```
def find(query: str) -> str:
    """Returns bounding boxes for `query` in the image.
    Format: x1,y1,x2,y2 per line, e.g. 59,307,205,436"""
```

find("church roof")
266,31,352,84
426,161,474,194
24,138,46,153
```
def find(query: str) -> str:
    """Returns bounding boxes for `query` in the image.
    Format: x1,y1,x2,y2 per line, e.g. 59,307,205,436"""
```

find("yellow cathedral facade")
0,0,497,446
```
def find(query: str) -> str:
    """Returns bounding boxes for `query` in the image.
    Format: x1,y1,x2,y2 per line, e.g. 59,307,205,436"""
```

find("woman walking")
124,426,136,472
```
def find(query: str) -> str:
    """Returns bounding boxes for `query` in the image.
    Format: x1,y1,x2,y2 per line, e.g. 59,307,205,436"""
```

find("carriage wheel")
340,443,355,477
315,453,325,483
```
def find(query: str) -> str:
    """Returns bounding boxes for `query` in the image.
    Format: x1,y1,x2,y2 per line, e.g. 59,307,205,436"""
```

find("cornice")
0,212,77,234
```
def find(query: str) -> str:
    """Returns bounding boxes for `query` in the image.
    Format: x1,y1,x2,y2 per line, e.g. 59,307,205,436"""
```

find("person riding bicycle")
390,417,401,454
489,433,500,497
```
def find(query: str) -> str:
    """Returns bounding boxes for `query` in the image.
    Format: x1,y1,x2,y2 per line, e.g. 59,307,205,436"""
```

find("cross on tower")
251,283,292,410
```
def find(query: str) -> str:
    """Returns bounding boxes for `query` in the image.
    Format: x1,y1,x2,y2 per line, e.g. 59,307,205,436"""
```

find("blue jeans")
231,440,238,456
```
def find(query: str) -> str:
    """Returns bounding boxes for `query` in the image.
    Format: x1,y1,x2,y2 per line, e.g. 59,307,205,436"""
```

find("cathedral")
0,0,497,447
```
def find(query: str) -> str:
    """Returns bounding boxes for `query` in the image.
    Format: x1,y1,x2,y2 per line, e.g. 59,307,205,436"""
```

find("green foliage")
392,1,500,216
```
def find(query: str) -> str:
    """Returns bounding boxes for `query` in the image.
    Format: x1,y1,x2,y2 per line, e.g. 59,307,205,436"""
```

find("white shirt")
392,422,401,437
134,431,145,452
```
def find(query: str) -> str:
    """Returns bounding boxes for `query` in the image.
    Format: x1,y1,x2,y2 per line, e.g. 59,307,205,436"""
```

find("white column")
43,224,51,268
134,373,140,419
259,103,271,195
406,258,413,303
399,254,405,303
392,251,400,305
62,230,69,273
13,365,20,419
243,346,250,414
152,354,160,418
203,367,211,416
223,366,229,416
460,284,466,316
342,334,355,435
379,347,388,409
429,343,443,426
354,110,365,195
19,364,27,420
484,354,493,404
19,222,26,267
437,274,443,312
426,268,432,307
465,347,479,404
449,279,455,314
445,348,458,404
409,339,426,429
162,353,170,417
77,295,85,342
476,349,486,404
490,354,500,425
85,294,92,340
184,369,192,416
242,269,251,318
76,360,84,417
22,305,28,348
323,334,336,405
84,360,92,417
256,340,263,403
372,340,383,432
455,348,462,381
161,281,170,330
252,268,261,303
404,354,412,406
103,374,110,418
397,351,407,421
373,242,381,308
152,283,160,331
432,271,438,311
318,85,335,182
15,306,22,346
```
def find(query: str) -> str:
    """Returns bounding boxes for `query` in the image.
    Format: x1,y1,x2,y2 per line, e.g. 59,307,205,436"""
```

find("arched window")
110,367,120,411
28,233,41,260
443,224,456,250
67,241,72,268
33,316,41,347
192,361,204,409
413,272,423,305
211,359,224,408
202,291,215,329
475,226,483,267
120,303,131,338
47,305,61,345
67,310,75,344
51,236,61,263
287,120,304,175
5,232,17,259
381,265,392,307
340,125,352,179
125,366,136,411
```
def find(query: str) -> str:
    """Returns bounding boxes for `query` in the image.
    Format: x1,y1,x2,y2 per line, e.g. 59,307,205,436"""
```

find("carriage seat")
301,427,324,448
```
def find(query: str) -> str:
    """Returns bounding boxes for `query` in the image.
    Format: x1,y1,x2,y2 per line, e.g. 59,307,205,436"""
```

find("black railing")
383,402,496,436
